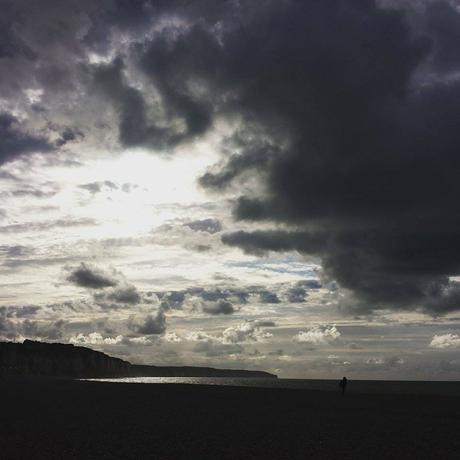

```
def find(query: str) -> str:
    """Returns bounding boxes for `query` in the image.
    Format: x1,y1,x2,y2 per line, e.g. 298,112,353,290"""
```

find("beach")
1,379,459,459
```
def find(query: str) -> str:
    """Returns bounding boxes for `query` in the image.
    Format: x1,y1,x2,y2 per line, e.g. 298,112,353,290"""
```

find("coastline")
82,376,460,396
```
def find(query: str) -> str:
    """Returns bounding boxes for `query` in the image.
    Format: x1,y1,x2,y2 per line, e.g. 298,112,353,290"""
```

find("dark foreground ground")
1,379,459,460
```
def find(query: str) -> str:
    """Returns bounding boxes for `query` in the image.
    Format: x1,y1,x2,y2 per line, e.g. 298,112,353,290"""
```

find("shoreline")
3,374,460,396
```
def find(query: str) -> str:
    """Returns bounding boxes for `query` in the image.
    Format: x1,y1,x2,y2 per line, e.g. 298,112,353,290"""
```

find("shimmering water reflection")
84,377,460,395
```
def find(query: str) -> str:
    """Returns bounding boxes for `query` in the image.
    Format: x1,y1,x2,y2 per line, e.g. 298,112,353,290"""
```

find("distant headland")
0,340,277,379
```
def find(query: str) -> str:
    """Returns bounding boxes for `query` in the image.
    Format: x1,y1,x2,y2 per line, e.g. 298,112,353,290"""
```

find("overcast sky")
1,0,460,379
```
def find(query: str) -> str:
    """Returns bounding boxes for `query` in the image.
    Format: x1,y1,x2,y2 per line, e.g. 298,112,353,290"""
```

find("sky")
1,0,460,380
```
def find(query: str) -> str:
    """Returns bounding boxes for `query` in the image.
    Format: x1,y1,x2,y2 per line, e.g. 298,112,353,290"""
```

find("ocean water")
85,377,460,395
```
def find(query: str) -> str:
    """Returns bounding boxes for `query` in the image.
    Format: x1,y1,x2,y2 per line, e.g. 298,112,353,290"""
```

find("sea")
85,377,460,396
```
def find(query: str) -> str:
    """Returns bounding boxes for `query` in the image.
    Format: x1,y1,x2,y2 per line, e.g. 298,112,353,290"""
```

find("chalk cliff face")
0,340,131,378
0,340,277,379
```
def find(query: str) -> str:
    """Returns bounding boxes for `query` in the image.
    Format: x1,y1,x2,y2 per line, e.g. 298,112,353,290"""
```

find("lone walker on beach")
339,376,348,395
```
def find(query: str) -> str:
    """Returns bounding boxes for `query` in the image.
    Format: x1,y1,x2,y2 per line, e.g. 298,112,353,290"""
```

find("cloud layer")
2,0,459,315
1,0,460,379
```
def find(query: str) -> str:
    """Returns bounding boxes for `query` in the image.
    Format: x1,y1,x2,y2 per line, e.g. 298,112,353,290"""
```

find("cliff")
130,364,275,378
0,340,131,378
0,340,277,379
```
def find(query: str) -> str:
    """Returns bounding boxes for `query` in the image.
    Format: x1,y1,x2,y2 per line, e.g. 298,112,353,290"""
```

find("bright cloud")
292,326,340,345
222,321,273,344
430,334,460,349
69,332,123,346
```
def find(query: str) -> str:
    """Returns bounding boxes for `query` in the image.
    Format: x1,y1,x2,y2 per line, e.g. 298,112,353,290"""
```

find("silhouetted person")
339,376,348,395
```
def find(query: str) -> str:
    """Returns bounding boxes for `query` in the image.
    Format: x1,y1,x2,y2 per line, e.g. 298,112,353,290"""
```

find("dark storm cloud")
92,52,212,150
0,13,36,60
183,218,222,234
0,0,168,160
67,263,118,289
425,1,460,72
255,321,277,328
92,57,168,150
221,230,326,257
195,286,250,304
79,181,118,194
283,279,322,303
94,284,142,305
199,138,279,190
159,286,250,310
55,127,84,147
286,287,307,303
423,282,460,315
158,283,324,310
296,280,322,290
202,300,235,315
258,290,280,304
130,309,166,335
136,34,214,145
2,0,460,315
182,0,460,315
223,229,460,312
159,290,186,310
187,288,226,302
0,112,53,164
106,285,141,304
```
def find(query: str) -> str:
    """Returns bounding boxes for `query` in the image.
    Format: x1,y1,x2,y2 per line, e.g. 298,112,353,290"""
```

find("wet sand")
1,379,459,459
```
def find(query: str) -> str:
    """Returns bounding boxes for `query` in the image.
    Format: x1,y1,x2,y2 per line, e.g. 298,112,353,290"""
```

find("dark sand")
1,379,459,460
